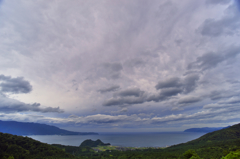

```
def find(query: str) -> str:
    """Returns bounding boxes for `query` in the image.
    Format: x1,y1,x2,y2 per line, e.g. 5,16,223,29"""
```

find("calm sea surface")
28,132,205,148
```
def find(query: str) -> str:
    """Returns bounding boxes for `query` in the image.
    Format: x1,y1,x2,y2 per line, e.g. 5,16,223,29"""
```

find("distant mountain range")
0,120,98,135
184,126,229,133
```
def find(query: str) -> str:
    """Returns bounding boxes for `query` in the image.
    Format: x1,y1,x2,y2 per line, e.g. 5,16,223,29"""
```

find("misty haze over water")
28,132,205,147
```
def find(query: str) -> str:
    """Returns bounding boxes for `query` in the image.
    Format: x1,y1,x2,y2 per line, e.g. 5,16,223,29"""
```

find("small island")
80,139,110,147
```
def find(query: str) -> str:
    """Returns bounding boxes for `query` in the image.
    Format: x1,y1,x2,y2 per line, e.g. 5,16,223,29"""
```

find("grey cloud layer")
1,103,239,128
210,90,237,100
204,96,240,110
102,63,123,79
103,74,200,106
103,96,146,106
178,96,202,104
155,77,181,89
156,74,200,93
206,0,231,5
115,88,144,97
0,0,240,130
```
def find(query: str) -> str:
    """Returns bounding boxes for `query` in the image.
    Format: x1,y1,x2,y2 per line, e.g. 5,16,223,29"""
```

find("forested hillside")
0,132,74,159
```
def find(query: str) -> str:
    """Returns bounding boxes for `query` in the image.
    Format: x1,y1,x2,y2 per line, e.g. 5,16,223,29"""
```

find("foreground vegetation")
0,132,74,159
1,123,240,159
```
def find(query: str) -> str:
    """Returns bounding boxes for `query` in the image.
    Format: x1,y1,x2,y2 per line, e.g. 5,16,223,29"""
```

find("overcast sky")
0,0,240,132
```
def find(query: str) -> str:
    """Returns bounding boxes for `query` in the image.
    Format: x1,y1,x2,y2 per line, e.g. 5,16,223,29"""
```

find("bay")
28,132,205,148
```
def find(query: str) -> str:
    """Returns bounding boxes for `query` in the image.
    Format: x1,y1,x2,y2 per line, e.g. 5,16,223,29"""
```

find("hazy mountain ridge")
0,120,98,135
184,126,229,133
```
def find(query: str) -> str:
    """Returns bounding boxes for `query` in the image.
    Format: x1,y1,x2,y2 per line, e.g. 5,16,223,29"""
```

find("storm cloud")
103,96,145,106
155,77,181,89
115,88,144,97
0,75,32,94
98,85,120,93
156,74,200,94
103,88,147,106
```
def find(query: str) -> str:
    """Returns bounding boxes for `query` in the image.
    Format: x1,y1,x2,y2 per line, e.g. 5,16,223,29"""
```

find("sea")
27,132,205,148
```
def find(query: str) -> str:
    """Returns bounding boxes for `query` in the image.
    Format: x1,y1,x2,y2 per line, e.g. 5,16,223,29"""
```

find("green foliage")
0,132,74,159
52,144,95,157
221,151,240,159
183,149,201,159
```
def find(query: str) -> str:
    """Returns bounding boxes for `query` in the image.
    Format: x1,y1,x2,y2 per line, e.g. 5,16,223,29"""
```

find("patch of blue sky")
236,0,240,11
0,0,3,9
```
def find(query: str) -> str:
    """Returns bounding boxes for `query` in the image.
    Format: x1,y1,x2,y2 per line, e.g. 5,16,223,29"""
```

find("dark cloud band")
98,85,120,93
0,75,32,94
